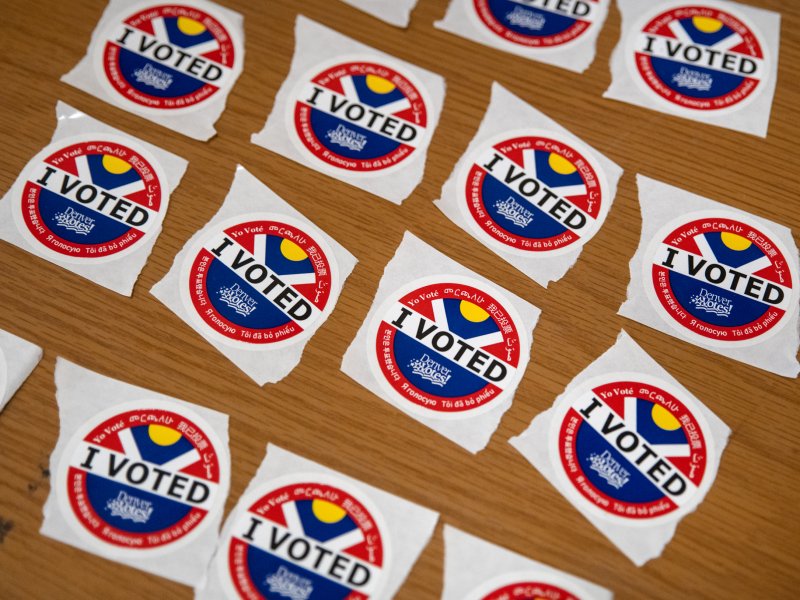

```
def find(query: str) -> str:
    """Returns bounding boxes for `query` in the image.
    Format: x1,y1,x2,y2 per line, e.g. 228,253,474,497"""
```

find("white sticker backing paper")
151,165,357,386
342,231,540,454
62,0,245,141
338,0,419,28
442,525,613,599
41,358,231,586
0,328,43,413
0,101,187,296
620,175,800,378
251,16,446,205
435,0,611,73
435,82,623,288
196,443,439,599
604,0,780,137
510,330,731,566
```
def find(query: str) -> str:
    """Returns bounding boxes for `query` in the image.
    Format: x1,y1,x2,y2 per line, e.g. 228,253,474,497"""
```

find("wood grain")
0,0,798,598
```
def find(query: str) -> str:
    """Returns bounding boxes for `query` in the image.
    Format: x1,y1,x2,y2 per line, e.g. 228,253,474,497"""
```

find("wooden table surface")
1,0,798,598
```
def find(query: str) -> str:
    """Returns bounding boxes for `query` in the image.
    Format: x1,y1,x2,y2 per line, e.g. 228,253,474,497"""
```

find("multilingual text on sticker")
368,275,527,419
289,59,431,174
96,3,240,112
457,130,608,256
180,213,338,349
57,400,226,553
644,211,796,347
14,134,167,262
550,374,714,523
627,3,768,113
221,475,388,599
465,571,589,600
470,0,606,49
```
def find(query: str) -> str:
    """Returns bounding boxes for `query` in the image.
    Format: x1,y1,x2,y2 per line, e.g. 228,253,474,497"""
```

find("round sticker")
549,374,716,524
457,130,609,256
220,474,389,599
470,0,607,49
95,2,241,113
180,213,339,350
367,275,528,420
56,399,227,555
644,211,796,347
13,133,168,263
465,571,590,600
626,2,768,113
288,57,432,176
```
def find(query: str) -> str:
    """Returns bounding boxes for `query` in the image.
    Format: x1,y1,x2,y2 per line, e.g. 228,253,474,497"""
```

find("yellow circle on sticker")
177,17,207,36
692,16,724,34
548,153,577,175
651,404,681,431
365,75,396,94
720,232,752,251
312,499,347,523
460,300,490,323
148,424,183,446
280,238,308,261
102,155,132,174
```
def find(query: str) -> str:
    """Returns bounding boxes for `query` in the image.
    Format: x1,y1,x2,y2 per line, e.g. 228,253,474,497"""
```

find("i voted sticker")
95,3,240,113
457,130,608,256
180,214,338,350
465,571,589,600
550,374,715,524
56,399,226,555
368,275,527,419
470,0,606,49
627,2,768,114
288,58,431,175
220,474,389,599
644,211,796,347
14,134,167,263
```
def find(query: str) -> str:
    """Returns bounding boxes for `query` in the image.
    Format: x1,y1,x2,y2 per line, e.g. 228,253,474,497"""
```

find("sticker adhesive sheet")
510,330,731,566
0,101,187,296
435,0,611,73
338,0,419,28
435,82,623,288
0,328,43,413
196,443,439,599
62,0,245,140
620,175,800,378
342,231,540,454
151,166,357,386
41,358,231,586
252,16,445,205
604,0,780,137
442,525,613,599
